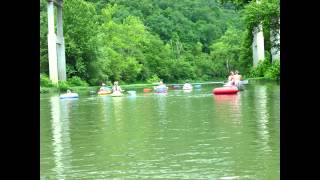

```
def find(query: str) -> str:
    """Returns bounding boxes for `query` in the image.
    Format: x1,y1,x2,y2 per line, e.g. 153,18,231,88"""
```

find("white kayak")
60,93,79,99
111,91,123,97
127,91,136,96
182,84,193,90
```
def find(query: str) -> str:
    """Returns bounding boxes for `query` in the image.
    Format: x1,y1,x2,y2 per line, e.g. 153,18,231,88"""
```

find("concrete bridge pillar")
47,0,66,84
252,23,265,67
56,0,66,81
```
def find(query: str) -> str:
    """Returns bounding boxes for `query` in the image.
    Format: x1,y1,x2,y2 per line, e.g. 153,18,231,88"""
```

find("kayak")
127,90,136,96
172,85,181,89
98,90,112,95
183,89,192,93
194,84,202,89
240,80,248,85
60,93,79,99
182,86,193,90
213,86,239,95
143,88,152,93
154,87,168,93
111,91,123,97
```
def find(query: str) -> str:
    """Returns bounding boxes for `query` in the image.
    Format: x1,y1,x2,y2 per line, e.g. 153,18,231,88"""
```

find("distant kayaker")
226,71,235,86
112,81,123,93
183,81,193,90
100,83,106,91
154,80,167,89
234,70,242,87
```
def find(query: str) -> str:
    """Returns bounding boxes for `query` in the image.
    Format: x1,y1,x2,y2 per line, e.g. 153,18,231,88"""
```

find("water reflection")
97,96,112,124
50,96,73,179
41,83,279,179
154,93,168,125
111,97,124,132
213,94,242,124
254,86,271,152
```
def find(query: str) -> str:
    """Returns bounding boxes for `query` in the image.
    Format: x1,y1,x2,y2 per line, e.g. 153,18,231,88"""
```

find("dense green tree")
40,0,278,85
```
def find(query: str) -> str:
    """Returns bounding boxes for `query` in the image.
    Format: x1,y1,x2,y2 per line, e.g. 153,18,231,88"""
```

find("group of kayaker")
66,73,243,98
99,81,124,95
96,71,241,95
154,80,193,91
226,70,242,87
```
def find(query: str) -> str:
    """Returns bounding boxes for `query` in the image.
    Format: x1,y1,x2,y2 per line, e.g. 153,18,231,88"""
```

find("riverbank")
40,80,224,94
40,77,277,94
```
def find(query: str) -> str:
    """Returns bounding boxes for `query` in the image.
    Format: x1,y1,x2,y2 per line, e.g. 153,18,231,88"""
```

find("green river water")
40,82,280,179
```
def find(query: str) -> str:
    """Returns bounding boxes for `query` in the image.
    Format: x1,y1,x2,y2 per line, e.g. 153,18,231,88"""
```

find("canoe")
60,93,79,99
213,86,239,95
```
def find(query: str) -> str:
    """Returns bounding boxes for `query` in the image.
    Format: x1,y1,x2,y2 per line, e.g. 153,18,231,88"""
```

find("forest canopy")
40,0,280,85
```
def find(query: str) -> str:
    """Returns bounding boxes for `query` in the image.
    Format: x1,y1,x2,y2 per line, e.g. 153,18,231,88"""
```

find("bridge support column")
47,0,66,84
252,23,265,67
56,1,66,80
47,0,58,84
252,0,265,67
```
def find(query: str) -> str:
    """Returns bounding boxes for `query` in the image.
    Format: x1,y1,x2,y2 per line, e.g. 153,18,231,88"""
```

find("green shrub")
249,59,271,78
67,76,89,87
147,74,161,84
58,81,70,91
265,59,280,80
40,73,54,87
40,87,49,93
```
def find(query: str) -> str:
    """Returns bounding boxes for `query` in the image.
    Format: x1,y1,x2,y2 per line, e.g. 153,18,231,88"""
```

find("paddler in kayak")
183,81,193,90
234,70,242,88
154,80,168,93
112,81,124,93
225,71,235,86
154,80,167,89
99,83,107,91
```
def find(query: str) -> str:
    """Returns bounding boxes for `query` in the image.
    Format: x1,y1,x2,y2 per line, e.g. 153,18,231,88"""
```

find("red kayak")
143,88,152,93
213,86,239,95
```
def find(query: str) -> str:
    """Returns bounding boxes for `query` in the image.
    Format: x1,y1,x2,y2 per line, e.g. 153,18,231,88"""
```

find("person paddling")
112,81,123,93
183,81,193,90
154,80,167,89
100,83,106,91
233,70,242,88
226,71,235,86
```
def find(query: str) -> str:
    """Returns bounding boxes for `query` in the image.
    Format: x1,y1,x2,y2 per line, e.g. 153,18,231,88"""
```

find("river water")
40,82,280,179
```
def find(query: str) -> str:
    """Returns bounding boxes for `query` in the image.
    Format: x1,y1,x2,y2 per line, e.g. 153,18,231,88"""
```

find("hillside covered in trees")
40,0,279,86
